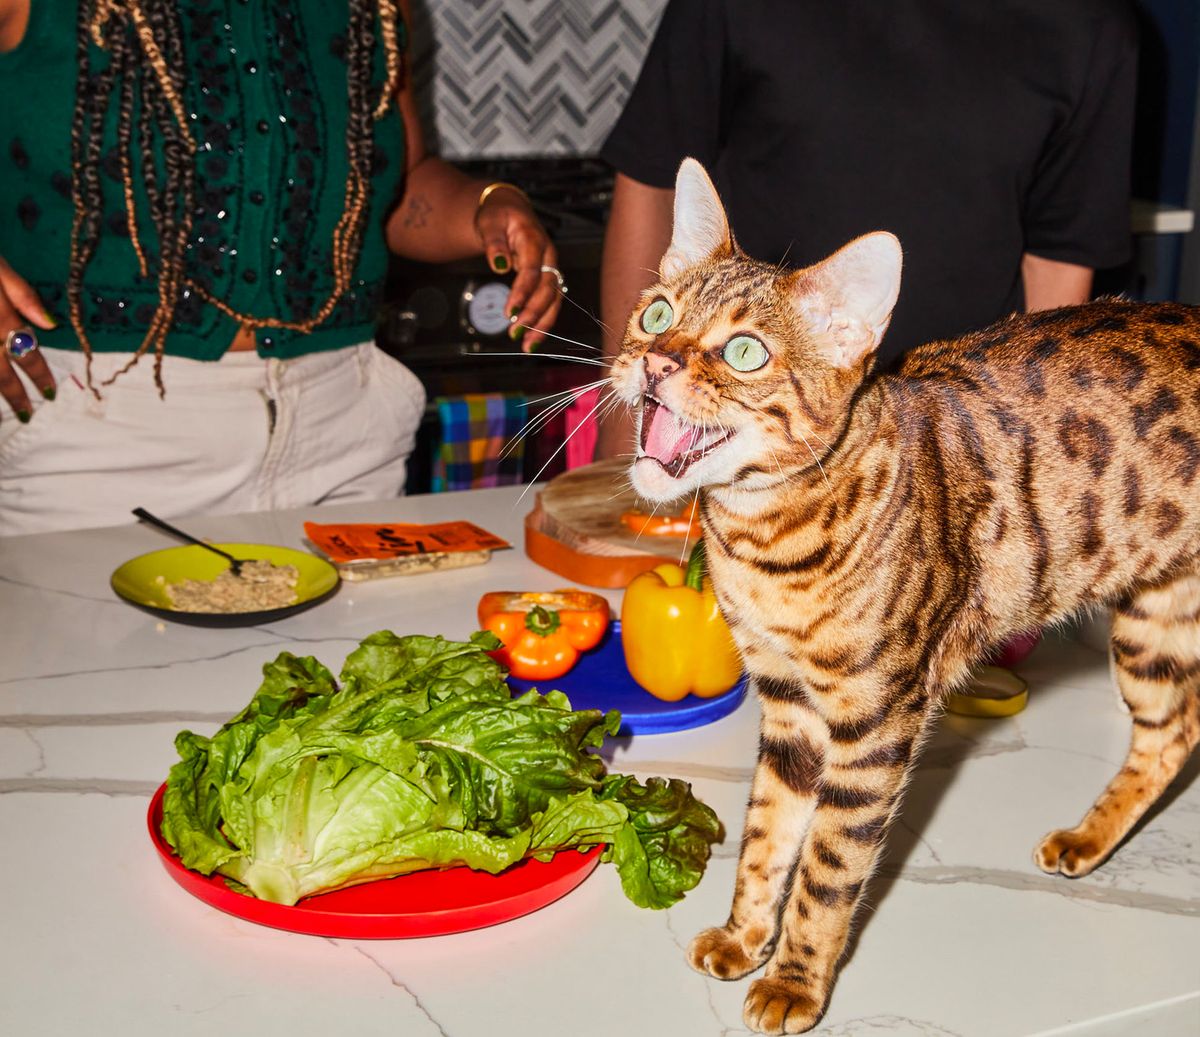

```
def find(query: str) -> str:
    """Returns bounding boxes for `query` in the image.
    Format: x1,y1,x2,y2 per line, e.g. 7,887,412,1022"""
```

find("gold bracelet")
475,180,530,218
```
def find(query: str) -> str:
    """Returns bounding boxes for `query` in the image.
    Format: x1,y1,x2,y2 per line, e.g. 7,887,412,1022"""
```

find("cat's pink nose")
645,351,680,381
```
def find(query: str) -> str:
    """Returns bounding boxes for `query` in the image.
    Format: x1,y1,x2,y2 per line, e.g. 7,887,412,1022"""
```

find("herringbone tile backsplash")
409,0,667,158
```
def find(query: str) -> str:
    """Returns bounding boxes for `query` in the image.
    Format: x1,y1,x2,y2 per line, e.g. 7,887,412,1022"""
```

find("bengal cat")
609,159,1200,1035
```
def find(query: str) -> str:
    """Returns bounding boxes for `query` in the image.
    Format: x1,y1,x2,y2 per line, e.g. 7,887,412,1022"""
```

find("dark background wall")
1132,0,1199,207
407,0,1199,300
1128,0,1200,301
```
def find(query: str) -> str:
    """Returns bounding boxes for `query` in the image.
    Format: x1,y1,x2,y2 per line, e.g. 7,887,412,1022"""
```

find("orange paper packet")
304,520,510,565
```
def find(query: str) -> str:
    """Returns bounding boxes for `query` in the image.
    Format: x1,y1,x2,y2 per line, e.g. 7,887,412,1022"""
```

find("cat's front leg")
742,688,927,1035
689,691,823,980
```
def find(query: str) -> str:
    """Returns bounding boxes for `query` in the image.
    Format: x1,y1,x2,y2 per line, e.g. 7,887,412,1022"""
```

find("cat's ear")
790,233,903,368
659,158,733,279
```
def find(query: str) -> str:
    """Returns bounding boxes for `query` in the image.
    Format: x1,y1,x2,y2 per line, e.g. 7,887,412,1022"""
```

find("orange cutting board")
524,459,699,588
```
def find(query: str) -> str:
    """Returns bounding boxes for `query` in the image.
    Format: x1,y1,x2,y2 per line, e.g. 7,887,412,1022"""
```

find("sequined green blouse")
0,0,406,360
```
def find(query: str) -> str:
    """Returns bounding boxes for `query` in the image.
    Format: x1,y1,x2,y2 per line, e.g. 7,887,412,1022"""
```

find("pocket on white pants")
368,346,426,457
0,369,94,475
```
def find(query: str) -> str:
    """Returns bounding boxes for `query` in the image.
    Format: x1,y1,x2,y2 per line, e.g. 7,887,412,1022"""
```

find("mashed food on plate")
162,560,299,613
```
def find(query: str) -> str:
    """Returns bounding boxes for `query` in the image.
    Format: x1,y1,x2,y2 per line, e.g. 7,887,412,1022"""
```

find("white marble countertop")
1,487,1197,1037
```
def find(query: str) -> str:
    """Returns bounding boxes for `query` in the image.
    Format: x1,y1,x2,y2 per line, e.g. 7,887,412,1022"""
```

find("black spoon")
132,507,248,577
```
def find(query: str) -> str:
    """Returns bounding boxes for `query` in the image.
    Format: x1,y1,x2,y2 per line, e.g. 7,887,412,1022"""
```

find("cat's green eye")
641,298,674,335
723,335,769,372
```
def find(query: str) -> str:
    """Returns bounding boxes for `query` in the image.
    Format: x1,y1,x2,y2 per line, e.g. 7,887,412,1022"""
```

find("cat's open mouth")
639,396,734,478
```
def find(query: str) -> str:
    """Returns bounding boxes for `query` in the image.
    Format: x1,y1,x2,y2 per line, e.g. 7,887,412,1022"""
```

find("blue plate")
505,621,748,735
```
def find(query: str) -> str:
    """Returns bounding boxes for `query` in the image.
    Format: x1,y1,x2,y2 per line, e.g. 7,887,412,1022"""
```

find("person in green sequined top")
0,0,563,533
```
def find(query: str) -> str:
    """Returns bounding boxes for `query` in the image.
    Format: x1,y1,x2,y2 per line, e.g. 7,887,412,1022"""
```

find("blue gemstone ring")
5,328,38,360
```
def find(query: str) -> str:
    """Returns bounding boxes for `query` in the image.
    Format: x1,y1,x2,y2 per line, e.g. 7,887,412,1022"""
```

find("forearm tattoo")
402,194,433,229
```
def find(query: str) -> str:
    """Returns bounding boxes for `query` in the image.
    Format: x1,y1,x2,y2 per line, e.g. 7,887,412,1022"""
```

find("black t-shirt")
601,0,1138,368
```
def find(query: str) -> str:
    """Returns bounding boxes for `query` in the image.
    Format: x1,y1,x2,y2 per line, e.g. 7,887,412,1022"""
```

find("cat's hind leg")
688,688,823,982
1036,566,1200,877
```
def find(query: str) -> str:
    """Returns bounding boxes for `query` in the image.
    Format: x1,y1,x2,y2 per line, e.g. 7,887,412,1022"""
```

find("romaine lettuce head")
161,631,720,908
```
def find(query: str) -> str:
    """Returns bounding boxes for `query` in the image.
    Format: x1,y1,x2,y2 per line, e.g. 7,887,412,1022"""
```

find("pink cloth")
564,386,600,469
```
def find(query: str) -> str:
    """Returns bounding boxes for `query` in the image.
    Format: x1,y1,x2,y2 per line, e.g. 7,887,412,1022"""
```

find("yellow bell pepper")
620,540,742,701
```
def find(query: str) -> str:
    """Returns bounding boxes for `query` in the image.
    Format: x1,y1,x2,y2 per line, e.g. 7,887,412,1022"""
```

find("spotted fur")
610,161,1200,1035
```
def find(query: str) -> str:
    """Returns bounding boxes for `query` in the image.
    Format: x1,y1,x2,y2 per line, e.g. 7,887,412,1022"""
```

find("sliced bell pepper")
620,501,702,539
477,589,610,681
620,540,742,701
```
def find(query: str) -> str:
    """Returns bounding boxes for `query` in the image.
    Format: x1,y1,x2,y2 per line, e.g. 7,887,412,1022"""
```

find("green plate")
111,543,340,626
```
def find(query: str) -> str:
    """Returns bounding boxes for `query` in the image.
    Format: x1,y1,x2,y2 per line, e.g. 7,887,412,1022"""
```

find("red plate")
147,785,601,938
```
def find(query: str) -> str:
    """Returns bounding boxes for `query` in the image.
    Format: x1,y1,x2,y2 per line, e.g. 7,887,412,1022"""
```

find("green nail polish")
42,310,58,329
42,386,56,401
510,307,520,318
509,324,522,341
493,256,508,272
16,410,31,424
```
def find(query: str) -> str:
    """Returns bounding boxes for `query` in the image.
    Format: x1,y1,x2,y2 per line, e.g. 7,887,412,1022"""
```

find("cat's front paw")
1035,827,1106,877
687,925,769,980
743,977,825,1035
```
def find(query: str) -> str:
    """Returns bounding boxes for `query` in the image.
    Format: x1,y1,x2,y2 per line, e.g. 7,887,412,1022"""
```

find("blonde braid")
373,0,402,120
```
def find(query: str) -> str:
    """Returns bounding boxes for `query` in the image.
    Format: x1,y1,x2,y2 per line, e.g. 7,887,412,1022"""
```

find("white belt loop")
265,356,283,398
356,342,370,387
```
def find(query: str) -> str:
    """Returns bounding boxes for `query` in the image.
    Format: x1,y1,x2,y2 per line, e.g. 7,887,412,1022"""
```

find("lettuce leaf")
161,631,721,908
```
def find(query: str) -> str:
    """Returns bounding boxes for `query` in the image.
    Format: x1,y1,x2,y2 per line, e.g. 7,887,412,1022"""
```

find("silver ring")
5,328,38,360
540,264,567,294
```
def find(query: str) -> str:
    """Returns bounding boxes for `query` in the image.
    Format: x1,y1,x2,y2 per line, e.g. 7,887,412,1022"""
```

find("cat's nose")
645,351,681,381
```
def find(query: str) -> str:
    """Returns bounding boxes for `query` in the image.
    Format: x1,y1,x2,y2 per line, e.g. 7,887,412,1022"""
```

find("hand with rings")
0,255,58,424
473,182,564,352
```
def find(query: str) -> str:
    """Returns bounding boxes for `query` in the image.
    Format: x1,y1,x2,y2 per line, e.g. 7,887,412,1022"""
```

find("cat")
608,158,1200,1035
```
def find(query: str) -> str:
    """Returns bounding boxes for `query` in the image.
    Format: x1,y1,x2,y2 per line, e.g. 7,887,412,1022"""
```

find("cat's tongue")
643,401,698,466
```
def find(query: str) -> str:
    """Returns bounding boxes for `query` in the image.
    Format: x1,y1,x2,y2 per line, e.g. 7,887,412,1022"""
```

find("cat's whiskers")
581,390,625,440
499,380,603,461
772,241,795,280
594,391,638,452
551,285,611,340
628,496,667,548
508,322,614,360
765,444,792,489
486,349,609,367
798,431,832,492
679,489,701,567
514,386,619,507
604,484,637,506
498,386,589,462
523,375,611,409
737,245,793,315
802,421,835,454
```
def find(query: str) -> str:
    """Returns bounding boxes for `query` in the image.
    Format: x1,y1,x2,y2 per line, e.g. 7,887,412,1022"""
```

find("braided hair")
69,0,403,395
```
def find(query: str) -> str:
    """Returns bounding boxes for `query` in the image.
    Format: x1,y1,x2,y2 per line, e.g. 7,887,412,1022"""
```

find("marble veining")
1,489,1196,1036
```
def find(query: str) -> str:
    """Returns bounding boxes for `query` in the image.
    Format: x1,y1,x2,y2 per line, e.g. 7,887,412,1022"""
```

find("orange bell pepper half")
477,589,611,680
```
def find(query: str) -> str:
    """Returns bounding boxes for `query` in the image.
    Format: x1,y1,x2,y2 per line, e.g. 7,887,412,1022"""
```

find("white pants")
0,342,426,536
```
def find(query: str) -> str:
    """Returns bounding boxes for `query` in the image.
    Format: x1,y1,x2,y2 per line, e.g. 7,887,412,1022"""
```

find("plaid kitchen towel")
431,393,528,492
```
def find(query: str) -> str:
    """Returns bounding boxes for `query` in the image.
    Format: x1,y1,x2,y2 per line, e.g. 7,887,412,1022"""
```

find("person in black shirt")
594,0,1138,460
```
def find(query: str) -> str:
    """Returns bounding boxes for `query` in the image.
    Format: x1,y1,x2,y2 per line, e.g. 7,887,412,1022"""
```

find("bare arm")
594,173,675,460
0,0,28,53
383,90,490,265
384,0,559,347
1021,253,1094,312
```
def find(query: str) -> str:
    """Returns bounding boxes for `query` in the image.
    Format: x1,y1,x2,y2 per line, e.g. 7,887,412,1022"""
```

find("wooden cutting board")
524,459,698,588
